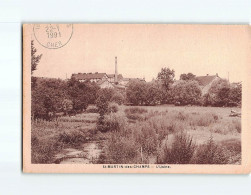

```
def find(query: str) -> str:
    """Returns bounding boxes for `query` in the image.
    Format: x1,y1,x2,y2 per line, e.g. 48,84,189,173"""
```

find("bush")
133,124,158,155
106,135,139,164
97,112,128,133
111,92,125,105
108,102,119,113
57,130,86,146
124,107,148,122
96,94,109,116
158,132,196,164
192,137,229,164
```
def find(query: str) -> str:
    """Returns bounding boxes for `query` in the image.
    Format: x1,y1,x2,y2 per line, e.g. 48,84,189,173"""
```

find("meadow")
31,105,241,164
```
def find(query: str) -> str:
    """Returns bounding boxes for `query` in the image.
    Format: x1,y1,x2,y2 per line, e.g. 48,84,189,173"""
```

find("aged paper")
23,24,251,173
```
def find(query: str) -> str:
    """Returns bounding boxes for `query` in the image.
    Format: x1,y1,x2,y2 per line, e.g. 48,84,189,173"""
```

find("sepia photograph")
23,24,250,173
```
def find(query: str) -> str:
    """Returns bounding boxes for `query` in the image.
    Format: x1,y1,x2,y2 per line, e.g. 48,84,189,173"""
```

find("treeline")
31,78,99,120
31,68,241,120
126,69,242,107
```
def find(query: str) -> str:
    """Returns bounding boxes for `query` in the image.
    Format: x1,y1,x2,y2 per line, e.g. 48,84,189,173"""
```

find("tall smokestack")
115,56,118,84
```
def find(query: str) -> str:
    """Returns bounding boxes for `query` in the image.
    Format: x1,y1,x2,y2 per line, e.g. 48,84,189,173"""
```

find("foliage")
172,80,202,105
31,78,68,120
62,99,73,115
31,40,42,74
97,112,128,133
192,137,229,164
126,80,147,105
204,79,242,107
158,132,196,164
32,77,99,120
157,67,175,90
96,93,109,116
180,73,196,81
145,82,162,105
111,91,125,105
67,78,99,112
108,102,119,113
124,107,148,121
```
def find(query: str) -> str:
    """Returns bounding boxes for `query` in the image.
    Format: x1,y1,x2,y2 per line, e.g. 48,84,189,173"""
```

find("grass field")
31,105,241,164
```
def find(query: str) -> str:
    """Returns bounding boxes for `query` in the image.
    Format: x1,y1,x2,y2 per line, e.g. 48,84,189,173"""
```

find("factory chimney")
115,56,118,84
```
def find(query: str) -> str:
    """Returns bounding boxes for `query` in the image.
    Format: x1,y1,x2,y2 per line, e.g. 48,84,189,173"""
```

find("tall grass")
158,132,196,164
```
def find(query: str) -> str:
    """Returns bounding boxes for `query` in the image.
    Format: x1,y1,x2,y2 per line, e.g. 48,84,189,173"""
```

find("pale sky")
32,24,250,82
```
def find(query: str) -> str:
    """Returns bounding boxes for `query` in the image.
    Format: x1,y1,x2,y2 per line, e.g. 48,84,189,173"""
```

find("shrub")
97,112,127,133
57,130,86,146
108,102,119,113
106,135,139,164
158,132,196,164
192,137,229,164
97,88,115,102
124,107,148,122
31,135,63,164
111,92,125,105
133,124,158,155
96,93,109,116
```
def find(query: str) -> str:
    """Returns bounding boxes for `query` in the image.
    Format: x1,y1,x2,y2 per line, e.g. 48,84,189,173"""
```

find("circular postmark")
33,24,73,49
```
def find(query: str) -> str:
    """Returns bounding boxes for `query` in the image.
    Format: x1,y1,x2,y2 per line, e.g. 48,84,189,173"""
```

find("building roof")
96,79,108,85
123,78,145,82
107,74,123,80
72,73,107,80
195,75,218,86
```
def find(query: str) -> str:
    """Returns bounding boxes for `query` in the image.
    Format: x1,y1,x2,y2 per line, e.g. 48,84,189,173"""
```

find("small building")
71,72,108,83
97,79,114,89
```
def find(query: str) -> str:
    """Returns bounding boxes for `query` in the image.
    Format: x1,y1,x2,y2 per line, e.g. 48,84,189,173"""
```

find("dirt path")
53,141,103,164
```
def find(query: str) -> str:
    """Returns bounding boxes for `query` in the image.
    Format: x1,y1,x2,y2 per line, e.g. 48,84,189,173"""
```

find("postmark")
33,24,73,49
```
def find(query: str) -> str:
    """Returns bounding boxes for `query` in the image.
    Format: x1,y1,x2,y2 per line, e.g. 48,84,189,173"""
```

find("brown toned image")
23,24,251,173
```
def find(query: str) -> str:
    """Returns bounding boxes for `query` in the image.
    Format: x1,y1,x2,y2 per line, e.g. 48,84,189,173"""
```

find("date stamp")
33,24,73,49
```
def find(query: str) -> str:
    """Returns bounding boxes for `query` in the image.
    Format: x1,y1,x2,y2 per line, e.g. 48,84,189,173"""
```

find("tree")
145,82,162,105
180,73,196,81
205,79,230,106
31,40,42,74
126,80,147,105
157,67,175,90
229,84,242,106
111,91,125,105
172,80,202,105
31,78,67,120
67,78,99,112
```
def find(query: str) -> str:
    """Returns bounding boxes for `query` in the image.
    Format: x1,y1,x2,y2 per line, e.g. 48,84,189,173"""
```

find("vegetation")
172,80,202,106
30,46,242,165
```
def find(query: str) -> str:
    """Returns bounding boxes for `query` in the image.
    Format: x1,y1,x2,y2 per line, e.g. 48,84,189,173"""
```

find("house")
71,72,108,83
195,74,221,95
97,79,114,89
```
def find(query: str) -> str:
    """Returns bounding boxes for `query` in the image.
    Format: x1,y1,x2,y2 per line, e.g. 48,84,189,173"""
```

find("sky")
32,24,250,82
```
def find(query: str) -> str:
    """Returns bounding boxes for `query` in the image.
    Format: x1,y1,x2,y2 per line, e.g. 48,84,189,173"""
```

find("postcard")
23,24,251,173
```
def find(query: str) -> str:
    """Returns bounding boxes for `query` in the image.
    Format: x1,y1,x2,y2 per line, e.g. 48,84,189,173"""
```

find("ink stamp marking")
33,24,73,49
